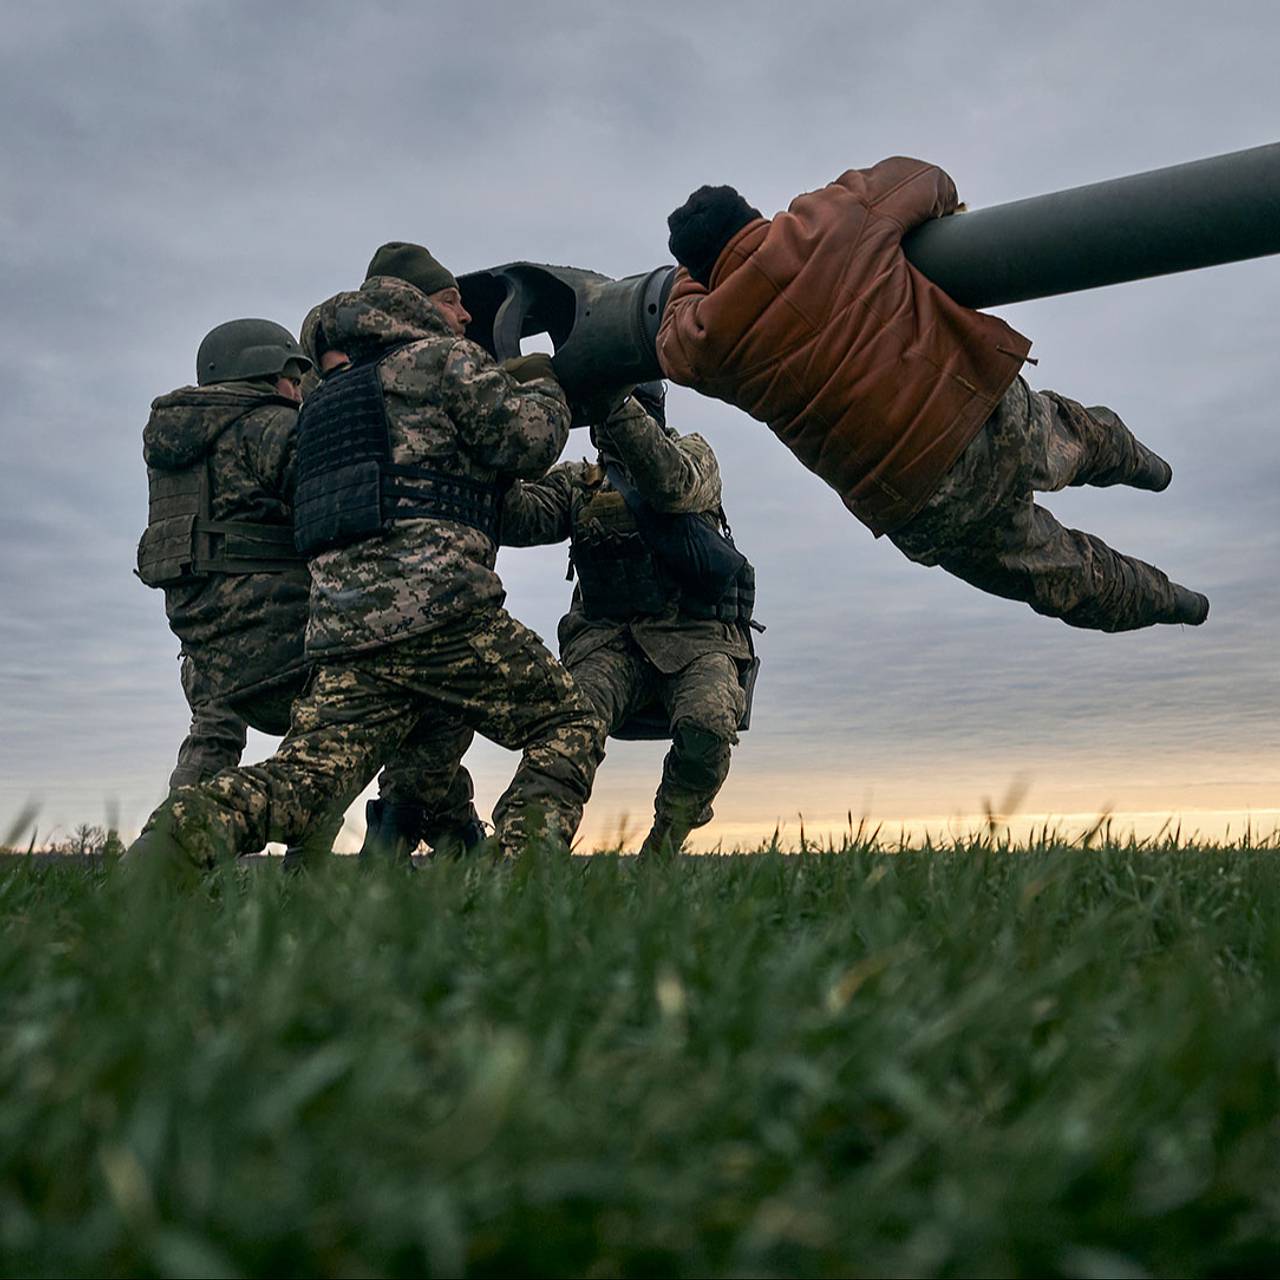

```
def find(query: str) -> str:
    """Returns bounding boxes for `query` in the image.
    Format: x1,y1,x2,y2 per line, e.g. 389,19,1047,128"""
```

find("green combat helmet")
195,318,311,386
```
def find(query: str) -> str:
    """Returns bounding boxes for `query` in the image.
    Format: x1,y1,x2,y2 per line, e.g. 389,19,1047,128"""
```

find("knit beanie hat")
365,241,458,296
667,185,762,287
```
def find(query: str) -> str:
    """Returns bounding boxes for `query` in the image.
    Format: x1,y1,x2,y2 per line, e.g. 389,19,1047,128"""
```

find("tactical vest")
293,350,506,556
136,402,306,588
569,473,756,627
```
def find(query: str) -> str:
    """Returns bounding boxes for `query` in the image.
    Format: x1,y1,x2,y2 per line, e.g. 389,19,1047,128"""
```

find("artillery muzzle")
458,262,676,415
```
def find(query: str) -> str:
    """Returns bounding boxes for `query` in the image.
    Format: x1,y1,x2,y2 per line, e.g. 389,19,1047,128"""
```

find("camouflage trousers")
571,639,745,837
169,658,347,857
168,656,296,788
378,720,479,846
171,655,479,849
891,377,1189,632
159,607,604,864
169,687,247,789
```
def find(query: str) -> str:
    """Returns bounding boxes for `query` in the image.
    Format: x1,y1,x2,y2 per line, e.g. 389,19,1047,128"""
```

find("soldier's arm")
440,338,572,479
243,404,301,501
594,397,722,514
501,462,579,547
835,156,959,230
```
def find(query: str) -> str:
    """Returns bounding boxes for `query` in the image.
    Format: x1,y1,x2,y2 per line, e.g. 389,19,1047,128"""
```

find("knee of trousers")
668,719,734,791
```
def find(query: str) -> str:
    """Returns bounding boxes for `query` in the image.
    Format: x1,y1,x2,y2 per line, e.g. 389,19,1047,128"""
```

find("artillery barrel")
902,141,1280,308
459,144,1280,398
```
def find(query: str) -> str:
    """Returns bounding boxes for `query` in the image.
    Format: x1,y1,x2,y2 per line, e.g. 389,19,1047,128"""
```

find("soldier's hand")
501,353,558,385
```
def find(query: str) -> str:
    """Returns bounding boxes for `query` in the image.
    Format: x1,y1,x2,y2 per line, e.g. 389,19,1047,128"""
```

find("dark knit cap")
667,185,762,287
365,241,458,296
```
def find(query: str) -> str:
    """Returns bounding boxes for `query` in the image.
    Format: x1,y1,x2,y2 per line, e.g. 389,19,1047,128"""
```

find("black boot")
427,805,488,860
281,827,334,876
1169,586,1210,625
357,798,425,870
638,820,691,861
1128,447,1173,492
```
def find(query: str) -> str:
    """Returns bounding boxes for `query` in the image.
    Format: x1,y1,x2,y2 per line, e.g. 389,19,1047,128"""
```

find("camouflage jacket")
299,276,572,657
503,397,751,674
141,383,310,703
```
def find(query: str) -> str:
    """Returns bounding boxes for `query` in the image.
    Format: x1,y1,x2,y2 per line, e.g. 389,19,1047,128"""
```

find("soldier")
137,320,482,866
657,163,1210,633
503,382,758,857
124,243,604,878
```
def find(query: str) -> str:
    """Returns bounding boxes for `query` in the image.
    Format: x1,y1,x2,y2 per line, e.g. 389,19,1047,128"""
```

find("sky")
1,1,1277,850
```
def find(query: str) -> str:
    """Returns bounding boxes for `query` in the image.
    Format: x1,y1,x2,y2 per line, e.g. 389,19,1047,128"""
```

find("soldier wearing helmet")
124,243,604,879
502,382,760,857
135,319,477,865
137,319,315,804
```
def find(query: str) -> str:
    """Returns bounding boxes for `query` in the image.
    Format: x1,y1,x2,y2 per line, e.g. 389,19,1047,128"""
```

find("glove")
574,386,634,430
501,353,558,384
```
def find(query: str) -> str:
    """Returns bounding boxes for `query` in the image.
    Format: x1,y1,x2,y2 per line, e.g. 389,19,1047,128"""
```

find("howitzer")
458,142,1280,400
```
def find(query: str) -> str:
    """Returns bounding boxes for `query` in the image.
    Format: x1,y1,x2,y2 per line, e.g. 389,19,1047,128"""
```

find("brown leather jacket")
657,157,1033,534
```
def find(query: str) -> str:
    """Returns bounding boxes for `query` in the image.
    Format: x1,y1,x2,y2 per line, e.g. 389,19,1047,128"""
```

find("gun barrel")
902,141,1280,308
459,144,1280,397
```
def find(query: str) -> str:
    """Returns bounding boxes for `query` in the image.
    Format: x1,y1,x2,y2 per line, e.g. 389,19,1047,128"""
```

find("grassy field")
2,839,1279,1277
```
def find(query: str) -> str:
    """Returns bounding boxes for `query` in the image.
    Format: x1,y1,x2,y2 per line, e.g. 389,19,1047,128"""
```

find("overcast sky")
2,1,1277,849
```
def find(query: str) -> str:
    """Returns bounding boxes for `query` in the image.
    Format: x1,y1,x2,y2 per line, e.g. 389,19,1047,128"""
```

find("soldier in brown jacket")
657,158,1209,633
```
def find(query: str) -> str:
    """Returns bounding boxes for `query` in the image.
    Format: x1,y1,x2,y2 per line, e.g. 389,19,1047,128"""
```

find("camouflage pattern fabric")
571,639,745,839
168,658,249,788
378,719,479,850
891,377,1193,632
299,277,572,659
502,397,749,846
503,397,751,673
148,607,604,866
143,383,311,702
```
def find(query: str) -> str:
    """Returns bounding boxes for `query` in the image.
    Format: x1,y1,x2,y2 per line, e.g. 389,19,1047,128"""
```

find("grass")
2,839,1279,1277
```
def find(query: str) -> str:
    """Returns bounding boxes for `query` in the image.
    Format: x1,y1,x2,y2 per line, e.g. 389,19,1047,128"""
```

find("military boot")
1169,586,1210,626
426,805,488,861
357,798,425,870
281,825,335,876
119,788,235,886
638,819,692,861
1127,446,1173,493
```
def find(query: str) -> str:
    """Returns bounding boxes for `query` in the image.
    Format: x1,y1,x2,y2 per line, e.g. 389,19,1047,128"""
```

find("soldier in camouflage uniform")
503,384,757,856
137,319,315,788
660,173,1210,633
124,244,604,877
887,376,1203,632
137,320,483,863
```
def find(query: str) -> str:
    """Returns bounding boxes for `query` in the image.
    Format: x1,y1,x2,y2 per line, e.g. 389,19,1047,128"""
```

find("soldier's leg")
645,653,745,854
567,642,657,737
1029,385,1173,493
407,610,607,854
362,719,482,864
168,658,248,788
934,495,1208,632
126,657,424,875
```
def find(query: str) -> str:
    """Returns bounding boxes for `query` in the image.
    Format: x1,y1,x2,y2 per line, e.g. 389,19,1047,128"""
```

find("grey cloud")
2,0,1277,840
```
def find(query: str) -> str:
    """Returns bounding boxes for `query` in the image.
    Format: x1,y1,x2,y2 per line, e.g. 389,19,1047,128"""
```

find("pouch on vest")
604,461,746,606
136,410,306,587
570,489,671,621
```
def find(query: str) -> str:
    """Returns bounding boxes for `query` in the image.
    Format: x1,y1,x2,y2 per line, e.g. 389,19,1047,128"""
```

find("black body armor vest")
569,468,757,628
136,404,306,588
293,351,506,557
